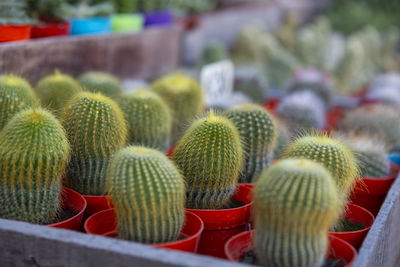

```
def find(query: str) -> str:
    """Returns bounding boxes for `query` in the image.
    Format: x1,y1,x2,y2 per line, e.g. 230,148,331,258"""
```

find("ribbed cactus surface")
108,146,185,243
172,111,243,209
62,92,127,195
79,71,123,99
118,89,171,152
225,104,277,183
254,159,341,267
0,74,38,130
0,108,70,224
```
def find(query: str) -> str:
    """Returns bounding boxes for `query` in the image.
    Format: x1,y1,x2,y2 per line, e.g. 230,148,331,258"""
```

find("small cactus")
107,146,185,243
254,159,341,267
233,66,268,104
225,104,277,182
0,108,70,224
172,111,243,209
0,74,38,130
62,92,127,195
199,41,228,67
79,71,123,99
118,89,172,152
35,70,82,113
151,72,203,145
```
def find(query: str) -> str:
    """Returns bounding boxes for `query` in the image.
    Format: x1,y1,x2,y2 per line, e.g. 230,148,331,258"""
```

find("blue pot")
143,10,173,27
389,153,400,166
70,17,111,35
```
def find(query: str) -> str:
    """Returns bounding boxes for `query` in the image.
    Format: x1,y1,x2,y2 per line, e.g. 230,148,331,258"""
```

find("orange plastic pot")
84,209,204,253
83,195,113,217
0,25,31,43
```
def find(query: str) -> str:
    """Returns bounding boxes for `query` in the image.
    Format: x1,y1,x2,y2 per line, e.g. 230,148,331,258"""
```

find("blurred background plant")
0,0,32,25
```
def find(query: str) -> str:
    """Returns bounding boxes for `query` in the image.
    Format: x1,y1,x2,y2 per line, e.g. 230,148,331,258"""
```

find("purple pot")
143,10,173,27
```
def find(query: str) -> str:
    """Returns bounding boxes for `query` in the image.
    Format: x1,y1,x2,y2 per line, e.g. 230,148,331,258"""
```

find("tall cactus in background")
107,146,185,243
225,104,277,183
118,89,171,152
172,111,243,209
62,92,127,195
0,108,70,224
254,159,341,267
79,71,123,99
0,74,38,130
152,72,203,145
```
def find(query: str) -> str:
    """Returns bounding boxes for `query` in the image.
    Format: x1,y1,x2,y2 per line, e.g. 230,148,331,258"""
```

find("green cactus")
35,70,81,114
107,146,185,243
284,133,359,199
0,74,38,130
118,89,172,152
233,66,268,104
199,41,228,67
151,72,203,145
225,104,277,183
273,120,291,160
0,108,70,224
79,71,123,99
254,159,341,267
172,111,243,209
62,92,127,195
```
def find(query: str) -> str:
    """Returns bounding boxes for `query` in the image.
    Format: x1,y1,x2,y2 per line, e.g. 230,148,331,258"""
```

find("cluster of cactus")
35,70,81,114
151,72,203,145
107,146,185,243
62,92,127,195
225,104,276,183
172,111,243,209
79,71,123,99
254,159,341,267
233,66,268,104
118,89,171,152
0,74,38,130
0,108,70,224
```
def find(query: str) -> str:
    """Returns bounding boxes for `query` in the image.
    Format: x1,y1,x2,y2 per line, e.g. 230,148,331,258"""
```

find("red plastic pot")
186,184,253,258
83,195,113,216
84,209,204,253
263,98,280,114
47,187,87,230
0,25,31,43
330,203,374,250
166,146,175,158
31,21,70,39
225,230,357,267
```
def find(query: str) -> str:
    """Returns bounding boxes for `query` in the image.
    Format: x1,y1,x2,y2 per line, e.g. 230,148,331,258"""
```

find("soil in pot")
45,208,78,224
334,219,364,232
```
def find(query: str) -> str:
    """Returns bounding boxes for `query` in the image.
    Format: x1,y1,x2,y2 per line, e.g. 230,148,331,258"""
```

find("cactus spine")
118,89,171,152
0,108,70,224
225,104,277,183
0,74,38,130
62,92,127,195
79,71,123,99
172,111,243,209
151,72,204,145
107,146,185,243
254,159,341,267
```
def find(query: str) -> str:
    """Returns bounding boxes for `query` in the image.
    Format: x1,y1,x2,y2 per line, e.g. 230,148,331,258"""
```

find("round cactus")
254,159,341,267
151,72,204,145
0,74,38,130
35,70,82,113
79,71,123,99
118,89,172,152
61,92,127,195
225,104,277,182
172,110,243,209
0,108,70,224
199,41,228,67
107,146,185,243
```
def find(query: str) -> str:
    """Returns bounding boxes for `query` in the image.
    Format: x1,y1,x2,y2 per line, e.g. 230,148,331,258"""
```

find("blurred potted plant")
110,0,144,33
0,0,32,43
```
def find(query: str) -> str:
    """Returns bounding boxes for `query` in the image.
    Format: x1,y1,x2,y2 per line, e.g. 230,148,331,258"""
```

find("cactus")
284,133,359,199
118,89,172,152
0,74,38,130
273,120,291,160
0,108,70,224
107,146,185,243
35,70,81,113
79,71,123,99
225,104,277,183
61,92,127,195
254,159,341,267
233,66,268,104
172,111,243,209
151,72,203,145
199,41,228,67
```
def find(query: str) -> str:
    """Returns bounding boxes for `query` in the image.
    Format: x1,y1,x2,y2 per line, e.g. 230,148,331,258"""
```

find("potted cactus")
0,0,32,43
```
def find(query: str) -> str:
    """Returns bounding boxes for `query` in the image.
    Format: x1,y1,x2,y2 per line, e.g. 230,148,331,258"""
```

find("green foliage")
79,71,122,99
61,2,115,18
27,0,69,22
0,108,70,224
0,0,32,25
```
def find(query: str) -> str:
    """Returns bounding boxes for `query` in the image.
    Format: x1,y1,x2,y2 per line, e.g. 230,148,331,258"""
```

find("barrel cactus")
62,92,127,195
172,111,243,209
151,72,203,145
0,74,38,130
225,104,277,183
107,146,185,243
254,159,341,267
79,71,123,99
0,108,70,224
